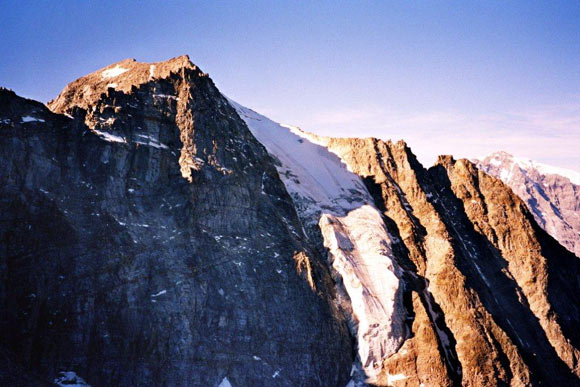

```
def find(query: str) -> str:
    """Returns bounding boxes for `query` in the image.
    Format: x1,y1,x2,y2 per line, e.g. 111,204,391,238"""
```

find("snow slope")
228,98,406,383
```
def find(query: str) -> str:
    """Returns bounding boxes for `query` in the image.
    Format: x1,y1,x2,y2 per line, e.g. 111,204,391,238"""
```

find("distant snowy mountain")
475,151,580,257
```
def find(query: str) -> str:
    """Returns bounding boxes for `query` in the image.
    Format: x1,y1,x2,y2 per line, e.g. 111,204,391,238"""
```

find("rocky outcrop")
318,137,580,385
0,57,353,386
1,55,580,386
475,151,580,258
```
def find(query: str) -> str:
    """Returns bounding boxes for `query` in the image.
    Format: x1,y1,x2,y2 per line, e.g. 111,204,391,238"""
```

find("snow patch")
135,134,169,149
228,98,368,222
500,165,514,182
151,289,167,297
387,373,408,384
486,151,580,185
218,377,232,387
54,371,90,386
101,65,128,78
517,157,580,185
21,115,45,123
92,129,125,143
153,93,179,100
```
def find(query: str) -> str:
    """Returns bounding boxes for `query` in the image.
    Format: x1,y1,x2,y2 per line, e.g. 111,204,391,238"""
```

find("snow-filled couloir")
228,98,407,383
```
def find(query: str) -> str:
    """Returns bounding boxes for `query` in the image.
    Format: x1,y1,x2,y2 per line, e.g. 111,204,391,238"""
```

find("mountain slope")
475,151,580,257
228,100,580,385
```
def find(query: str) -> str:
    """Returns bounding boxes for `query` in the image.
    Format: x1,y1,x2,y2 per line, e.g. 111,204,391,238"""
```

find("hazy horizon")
1,1,579,171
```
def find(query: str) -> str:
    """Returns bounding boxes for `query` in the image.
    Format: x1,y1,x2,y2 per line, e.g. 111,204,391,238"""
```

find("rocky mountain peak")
46,55,244,184
435,154,455,167
48,54,201,115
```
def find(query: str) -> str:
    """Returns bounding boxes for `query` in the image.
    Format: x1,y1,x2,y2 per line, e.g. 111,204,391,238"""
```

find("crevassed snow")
228,97,405,382
228,99,368,221
101,65,129,78
320,206,405,379
21,115,45,123
54,371,90,386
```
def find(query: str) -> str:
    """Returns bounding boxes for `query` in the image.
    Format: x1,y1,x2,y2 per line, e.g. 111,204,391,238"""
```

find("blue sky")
1,1,579,171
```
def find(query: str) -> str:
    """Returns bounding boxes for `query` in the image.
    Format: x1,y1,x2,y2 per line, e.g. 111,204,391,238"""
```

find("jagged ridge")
475,151,580,258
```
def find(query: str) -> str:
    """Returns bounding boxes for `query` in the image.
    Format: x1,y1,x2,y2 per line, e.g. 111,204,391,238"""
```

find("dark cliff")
0,57,353,386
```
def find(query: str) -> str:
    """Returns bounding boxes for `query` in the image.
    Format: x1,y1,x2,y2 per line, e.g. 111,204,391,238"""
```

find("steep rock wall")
0,57,353,386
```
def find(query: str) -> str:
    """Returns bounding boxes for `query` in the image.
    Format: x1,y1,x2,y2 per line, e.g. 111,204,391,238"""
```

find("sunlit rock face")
475,151,580,258
234,97,580,385
322,140,580,385
1,56,580,386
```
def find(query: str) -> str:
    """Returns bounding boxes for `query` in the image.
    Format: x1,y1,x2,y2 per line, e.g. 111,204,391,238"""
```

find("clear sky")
1,1,579,171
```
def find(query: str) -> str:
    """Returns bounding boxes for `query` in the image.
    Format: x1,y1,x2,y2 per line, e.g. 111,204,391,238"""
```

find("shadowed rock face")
0,57,353,386
475,151,580,258
1,56,580,387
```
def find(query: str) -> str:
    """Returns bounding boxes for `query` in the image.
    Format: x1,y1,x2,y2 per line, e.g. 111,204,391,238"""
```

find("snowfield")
228,98,406,383
101,65,129,79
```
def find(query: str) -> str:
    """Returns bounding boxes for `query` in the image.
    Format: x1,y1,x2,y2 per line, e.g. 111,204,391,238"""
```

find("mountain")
1,56,579,386
0,57,352,386
475,151,580,258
